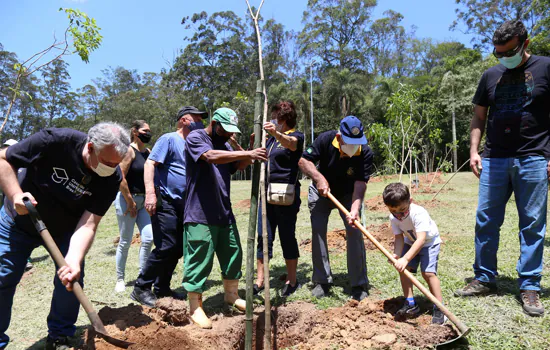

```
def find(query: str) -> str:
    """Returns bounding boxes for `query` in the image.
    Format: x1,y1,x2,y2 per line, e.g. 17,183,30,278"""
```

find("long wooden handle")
327,192,470,335
23,199,107,333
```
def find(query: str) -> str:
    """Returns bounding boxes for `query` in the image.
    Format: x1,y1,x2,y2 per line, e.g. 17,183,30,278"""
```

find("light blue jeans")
474,156,548,291
114,193,153,281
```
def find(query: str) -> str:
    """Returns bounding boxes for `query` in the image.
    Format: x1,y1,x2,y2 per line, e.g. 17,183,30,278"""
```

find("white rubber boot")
223,279,246,311
188,292,212,329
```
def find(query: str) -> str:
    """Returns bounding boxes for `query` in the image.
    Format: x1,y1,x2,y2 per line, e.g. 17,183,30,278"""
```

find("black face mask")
137,131,152,144
212,123,230,145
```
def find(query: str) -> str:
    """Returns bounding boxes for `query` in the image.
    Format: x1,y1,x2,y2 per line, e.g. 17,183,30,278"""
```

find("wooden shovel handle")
327,192,470,335
23,198,103,328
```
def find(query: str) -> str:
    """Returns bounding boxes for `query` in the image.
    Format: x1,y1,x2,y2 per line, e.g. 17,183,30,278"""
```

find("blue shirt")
184,129,237,225
149,132,187,202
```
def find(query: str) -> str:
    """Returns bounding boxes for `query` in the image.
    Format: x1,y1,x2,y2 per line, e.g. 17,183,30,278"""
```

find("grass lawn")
6,172,550,349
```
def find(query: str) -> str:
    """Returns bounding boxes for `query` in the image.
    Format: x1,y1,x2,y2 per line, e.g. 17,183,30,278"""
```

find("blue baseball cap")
339,116,367,145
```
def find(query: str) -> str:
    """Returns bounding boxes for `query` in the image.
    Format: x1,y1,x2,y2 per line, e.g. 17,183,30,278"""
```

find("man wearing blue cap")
299,116,373,301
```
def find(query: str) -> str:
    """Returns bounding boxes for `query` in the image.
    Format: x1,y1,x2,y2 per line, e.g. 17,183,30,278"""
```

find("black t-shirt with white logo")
472,55,550,158
302,130,373,197
5,128,122,237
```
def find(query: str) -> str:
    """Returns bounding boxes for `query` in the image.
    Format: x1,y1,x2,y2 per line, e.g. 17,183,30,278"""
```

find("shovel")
327,193,470,344
23,198,133,349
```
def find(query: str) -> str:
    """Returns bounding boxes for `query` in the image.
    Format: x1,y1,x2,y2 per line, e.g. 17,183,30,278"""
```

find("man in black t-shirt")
455,20,550,317
299,116,373,301
0,123,130,349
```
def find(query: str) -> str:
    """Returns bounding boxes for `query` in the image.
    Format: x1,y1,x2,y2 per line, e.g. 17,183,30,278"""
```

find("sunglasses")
493,42,525,59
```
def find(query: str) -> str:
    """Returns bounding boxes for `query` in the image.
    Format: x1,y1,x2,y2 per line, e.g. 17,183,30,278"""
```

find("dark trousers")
257,195,301,260
135,196,184,293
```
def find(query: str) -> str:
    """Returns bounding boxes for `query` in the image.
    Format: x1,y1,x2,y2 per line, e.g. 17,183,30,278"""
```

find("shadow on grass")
29,254,49,263
26,325,88,350
103,247,117,256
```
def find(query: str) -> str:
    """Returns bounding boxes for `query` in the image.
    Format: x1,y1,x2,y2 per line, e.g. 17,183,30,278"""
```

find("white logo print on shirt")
51,167,92,197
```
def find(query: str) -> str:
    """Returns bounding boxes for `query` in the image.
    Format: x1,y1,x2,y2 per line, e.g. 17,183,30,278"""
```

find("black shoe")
520,290,545,317
395,301,420,320
432,307,447,325
454,279,497,297
281,282,301,297
45,336,71,350
311,283,330,298
154,289,187,300
253,283,264,295
131,286,158,308
351,286,369,301
25,261,33,272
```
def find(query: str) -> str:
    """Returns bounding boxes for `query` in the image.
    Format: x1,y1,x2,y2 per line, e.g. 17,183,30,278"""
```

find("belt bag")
267,139,297,206
267,182,295,206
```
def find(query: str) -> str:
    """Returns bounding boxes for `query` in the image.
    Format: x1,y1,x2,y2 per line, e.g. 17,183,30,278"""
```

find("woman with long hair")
114,120,154,292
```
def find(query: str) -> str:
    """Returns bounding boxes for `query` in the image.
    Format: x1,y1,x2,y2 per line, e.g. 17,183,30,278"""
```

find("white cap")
2,139,18,147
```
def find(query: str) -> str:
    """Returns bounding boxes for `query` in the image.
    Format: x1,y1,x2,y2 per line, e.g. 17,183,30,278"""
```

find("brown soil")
83,297,457,350
264,300,458,349
300,223,394,253
365,196,386,212
235,199,251,209
112,234,142,246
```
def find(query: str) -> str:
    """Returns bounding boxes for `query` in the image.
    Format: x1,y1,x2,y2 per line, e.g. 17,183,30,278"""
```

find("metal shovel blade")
88,311,134,348
436,327,470,348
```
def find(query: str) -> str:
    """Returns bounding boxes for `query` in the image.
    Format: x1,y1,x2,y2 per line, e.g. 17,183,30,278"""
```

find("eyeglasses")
493,42,525,59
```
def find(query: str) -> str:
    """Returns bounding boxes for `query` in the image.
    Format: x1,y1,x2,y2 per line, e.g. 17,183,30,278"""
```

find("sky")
0,0,475,90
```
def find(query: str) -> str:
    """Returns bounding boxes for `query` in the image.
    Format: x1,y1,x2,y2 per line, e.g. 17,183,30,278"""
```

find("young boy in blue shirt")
383,182,446,324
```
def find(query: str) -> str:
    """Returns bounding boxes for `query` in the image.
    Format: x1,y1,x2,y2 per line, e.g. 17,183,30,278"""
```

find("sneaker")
253,283,264,295
115,279,126,293
520,290,544,317
154,289,187,300
432,307,447,325
130,286,158,308
454,279,497,297
24,261,33,272
395,301,420,320
281,282,301,297
351,286,369,301
311,283,330,298
45,336,71,350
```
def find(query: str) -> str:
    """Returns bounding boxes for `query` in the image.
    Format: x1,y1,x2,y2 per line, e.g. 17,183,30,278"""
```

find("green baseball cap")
212,107,241,133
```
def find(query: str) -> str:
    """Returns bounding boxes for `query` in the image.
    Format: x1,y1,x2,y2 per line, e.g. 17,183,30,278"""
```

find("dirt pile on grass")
84,297,457,350
85,301,246,350
365,196,386,212
258,299,457,349
300,223,394,252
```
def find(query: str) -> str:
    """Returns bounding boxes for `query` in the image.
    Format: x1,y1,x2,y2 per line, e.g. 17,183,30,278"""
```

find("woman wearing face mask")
254,101,305,297
113,120,154,293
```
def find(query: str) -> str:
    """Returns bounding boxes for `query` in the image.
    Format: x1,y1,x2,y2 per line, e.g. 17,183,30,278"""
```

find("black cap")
176,106,208,121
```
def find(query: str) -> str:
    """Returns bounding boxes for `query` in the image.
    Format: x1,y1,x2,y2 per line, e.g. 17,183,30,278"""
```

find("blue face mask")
189,121,205,131
498,50,524,69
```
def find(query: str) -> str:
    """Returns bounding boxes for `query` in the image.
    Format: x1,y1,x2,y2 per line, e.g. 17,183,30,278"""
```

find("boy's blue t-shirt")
149,132,187,202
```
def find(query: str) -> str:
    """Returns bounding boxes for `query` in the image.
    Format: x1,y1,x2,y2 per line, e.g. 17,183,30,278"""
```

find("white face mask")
92,149,117,177
341,144,359,157
271,119,284,132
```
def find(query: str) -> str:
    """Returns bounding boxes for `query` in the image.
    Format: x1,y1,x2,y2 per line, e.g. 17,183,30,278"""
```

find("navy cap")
177,106,208,121
339,116,367,145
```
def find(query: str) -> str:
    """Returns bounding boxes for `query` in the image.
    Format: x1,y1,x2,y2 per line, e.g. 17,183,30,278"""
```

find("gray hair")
87,122,131,157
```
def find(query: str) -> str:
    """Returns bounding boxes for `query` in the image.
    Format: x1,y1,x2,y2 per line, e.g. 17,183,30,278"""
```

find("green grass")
6,172,550,349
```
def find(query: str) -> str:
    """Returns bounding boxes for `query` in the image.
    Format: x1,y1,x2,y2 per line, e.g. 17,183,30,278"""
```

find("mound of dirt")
259,299,457,349
365,196,386,212
85,302,246,350
235,199,251,209
85,297,457,350
112,234,142,246
300,223,394,253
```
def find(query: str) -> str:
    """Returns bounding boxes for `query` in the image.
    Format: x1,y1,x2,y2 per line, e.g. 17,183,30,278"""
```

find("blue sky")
0,0,474,90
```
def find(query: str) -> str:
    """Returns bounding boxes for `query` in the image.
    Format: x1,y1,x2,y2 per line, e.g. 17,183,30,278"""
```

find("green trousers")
182,223,243,293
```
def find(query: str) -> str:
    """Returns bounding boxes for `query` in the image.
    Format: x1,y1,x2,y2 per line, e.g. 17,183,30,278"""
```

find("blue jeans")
0,206,84,347
114,193,153,280
474,156,548,291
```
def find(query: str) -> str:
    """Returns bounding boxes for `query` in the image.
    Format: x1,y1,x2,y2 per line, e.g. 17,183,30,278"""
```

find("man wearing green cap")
183,107,267,328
